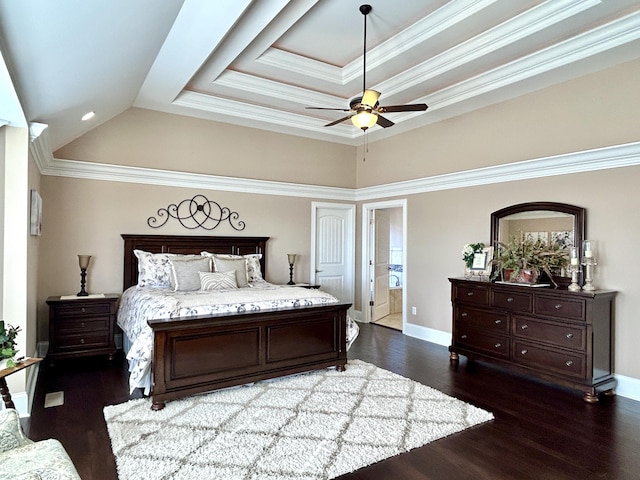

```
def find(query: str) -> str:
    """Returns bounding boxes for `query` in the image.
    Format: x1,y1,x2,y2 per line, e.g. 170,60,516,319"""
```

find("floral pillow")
134,250,201,288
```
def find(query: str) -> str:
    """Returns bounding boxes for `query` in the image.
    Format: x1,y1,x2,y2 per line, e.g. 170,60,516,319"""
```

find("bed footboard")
148,302,351,410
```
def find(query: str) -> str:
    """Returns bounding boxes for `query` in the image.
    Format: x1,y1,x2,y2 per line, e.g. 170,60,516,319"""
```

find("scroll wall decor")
147,194,246,231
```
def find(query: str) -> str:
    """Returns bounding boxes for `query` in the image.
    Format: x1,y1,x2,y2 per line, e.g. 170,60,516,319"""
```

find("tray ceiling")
1,0,639,151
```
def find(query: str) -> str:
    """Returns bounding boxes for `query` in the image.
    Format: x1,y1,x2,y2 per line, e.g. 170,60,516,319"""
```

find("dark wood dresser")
46,294,119,362
449,278,616,402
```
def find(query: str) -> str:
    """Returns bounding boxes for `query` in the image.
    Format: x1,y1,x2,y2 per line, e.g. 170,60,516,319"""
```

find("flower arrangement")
462,243,485,268
492,236,569,285
0,320,21,368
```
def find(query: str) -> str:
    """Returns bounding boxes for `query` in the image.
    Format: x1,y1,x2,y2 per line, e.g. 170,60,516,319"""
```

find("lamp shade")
287,254,297,265
78,255,91,269
351,110,378,130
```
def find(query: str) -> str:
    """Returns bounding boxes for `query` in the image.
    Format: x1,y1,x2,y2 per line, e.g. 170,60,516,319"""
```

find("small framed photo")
466,246,493,277
30,189,42,236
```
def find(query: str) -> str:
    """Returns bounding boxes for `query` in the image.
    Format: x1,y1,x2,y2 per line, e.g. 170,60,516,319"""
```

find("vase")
503,269,539,284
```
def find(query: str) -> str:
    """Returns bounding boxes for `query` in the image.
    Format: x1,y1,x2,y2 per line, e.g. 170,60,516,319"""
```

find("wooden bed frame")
121,234,351,410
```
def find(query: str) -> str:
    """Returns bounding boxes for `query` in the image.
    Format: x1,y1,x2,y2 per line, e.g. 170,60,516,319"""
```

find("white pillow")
169,256,211,291
134,250,203,288
201,252,264,284
199,271,238,291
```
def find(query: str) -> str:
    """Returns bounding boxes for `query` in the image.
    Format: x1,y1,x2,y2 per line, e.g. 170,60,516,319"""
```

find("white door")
312,203,355,305
373,209,390,321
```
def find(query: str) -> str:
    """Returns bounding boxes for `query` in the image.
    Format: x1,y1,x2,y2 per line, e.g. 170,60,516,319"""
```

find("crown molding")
41,141,640,202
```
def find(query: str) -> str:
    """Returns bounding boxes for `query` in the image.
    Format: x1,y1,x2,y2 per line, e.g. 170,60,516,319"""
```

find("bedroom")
1,1,640,478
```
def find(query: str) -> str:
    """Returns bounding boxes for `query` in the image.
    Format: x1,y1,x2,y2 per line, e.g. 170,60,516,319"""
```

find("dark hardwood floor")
25,323,640,479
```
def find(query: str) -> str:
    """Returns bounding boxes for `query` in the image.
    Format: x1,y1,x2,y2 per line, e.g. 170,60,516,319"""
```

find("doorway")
362,200,406,331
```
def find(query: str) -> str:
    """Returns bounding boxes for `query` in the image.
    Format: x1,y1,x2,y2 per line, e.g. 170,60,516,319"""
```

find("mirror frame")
490,201,586,258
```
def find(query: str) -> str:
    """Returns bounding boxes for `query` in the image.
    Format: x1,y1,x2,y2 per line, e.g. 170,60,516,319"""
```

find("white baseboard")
615,374,640,402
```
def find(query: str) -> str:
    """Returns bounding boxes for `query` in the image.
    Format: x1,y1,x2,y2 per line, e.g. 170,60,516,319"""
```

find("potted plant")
492,236,569,286
0,320,21,369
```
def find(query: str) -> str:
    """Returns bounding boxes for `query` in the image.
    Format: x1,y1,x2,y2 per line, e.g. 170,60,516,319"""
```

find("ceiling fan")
306,4,428,131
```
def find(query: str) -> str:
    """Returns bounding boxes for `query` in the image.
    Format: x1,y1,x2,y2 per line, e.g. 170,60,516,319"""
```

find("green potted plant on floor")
0,320,21,369
493,236,569,287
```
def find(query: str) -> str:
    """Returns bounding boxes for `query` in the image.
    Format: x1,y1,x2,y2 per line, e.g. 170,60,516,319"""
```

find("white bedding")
117,283,359,394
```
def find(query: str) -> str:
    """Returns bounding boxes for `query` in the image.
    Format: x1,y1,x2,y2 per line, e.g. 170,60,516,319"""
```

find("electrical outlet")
411,306,417,315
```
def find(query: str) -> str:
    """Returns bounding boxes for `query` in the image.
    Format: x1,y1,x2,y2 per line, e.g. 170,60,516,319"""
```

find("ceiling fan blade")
376,115,395,128
361,89,381,108
324,115,354,127
306,107,351,111
378,103,428,113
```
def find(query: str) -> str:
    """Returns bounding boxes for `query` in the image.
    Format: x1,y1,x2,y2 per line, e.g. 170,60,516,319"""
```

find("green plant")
492,236,569,286
0,320,21,367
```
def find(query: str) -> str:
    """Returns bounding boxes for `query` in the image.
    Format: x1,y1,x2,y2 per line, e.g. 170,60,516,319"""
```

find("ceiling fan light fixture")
351,110,378,130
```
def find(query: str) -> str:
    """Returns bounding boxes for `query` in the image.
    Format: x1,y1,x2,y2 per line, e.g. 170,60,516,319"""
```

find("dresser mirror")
490,202,586,265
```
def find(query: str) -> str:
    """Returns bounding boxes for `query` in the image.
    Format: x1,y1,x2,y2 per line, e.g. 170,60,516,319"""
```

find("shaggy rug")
104,360,493,480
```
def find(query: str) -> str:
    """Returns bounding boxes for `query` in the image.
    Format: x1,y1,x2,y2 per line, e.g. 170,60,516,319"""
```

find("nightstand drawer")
56,317,111,334
455,307,509,333
54,302,113,319
455,330,509,358
55,333,110,350
513,340,586,379
534,296,585,321
512,316,586,351
492,290,532,312
453,284,489,307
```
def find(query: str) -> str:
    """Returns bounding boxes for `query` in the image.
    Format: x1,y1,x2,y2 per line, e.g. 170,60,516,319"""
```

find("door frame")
310,201,356,305
361,199,407,326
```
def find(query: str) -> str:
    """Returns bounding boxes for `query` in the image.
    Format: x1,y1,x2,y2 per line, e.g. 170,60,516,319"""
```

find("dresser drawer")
492,290,532,312
456,307,509,333
454,284,489,307
512,316,586,351
534,296,585,321
455,330,509,358
56,317,111,334
513,340,586,379
53,302,113,319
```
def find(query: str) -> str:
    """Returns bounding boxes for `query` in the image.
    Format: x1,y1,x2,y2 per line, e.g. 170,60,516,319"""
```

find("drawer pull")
555,304,562,310
80,339,85,344
81,307,86,313
521,349,528,355
566,333,574,339
507,297,514,303
494,343,502,348
461,312,468,317
565,360,573,367
494,319,502,324
461,334,467,339
521,324,528,330
81,322,85,328
467,292,474,296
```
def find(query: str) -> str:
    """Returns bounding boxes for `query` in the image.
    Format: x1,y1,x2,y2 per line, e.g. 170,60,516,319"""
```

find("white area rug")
104,360,493,480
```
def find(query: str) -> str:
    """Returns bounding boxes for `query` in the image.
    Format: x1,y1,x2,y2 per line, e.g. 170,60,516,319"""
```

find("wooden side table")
0,357,43,409
46,294,119,362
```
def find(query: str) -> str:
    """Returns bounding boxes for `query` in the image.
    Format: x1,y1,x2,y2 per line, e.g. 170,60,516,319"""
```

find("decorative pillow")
169,257,212,291
134,250,202,288
201,252,264,284
0,408,32,453
199,271,238,291
210,256,248,287
134,250,173,288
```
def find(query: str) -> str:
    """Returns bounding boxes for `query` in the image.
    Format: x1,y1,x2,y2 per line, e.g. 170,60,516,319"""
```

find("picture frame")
30,189,42,236
465,246,493,277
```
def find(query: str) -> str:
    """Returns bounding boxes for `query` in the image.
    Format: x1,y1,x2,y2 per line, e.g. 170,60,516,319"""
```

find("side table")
0,357,43,409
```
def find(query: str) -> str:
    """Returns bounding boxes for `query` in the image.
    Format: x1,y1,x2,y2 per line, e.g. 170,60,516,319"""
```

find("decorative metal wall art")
147,194,245,231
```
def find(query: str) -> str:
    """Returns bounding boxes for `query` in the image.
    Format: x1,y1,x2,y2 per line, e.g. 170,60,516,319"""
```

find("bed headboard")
122,234,269,290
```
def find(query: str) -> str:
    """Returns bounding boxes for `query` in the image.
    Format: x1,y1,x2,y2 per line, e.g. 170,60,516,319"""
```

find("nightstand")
46,294,119,362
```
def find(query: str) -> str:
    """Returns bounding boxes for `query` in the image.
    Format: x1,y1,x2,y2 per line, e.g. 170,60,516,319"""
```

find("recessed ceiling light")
81,111,95,121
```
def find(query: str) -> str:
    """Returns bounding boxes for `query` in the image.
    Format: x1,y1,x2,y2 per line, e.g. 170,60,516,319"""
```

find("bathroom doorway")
362,200,406,331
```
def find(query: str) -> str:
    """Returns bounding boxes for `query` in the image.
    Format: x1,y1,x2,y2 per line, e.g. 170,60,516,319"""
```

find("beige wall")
356,59,640,187
55,108,357,188
36,57,640,383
